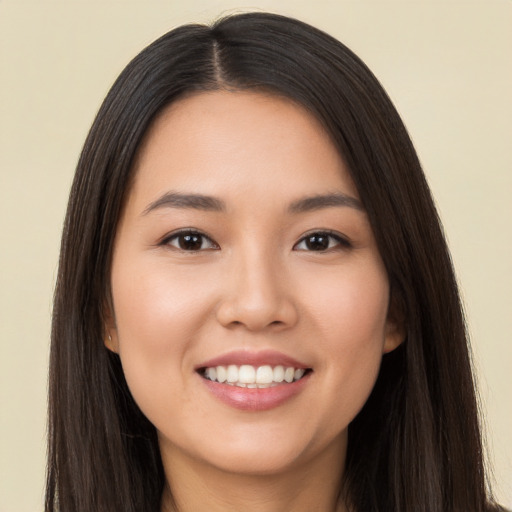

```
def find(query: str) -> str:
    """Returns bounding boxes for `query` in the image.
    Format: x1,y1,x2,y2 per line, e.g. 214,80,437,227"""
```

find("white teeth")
256,365,273,384
226,365,238,383
239,365,256,384
203,364,308,386
273,365,285,382
284,367,295,383
216,366,227,383
294,368,305,380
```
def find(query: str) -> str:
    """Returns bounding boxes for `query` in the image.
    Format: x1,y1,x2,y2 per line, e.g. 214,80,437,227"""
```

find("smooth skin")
105,91,404,512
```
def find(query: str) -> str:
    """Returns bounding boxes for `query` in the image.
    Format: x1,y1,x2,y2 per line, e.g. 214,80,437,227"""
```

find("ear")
103,300,119,354
383,293,406,354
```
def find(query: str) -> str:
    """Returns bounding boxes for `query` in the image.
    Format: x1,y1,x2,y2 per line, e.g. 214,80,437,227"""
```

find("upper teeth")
204,365,306,388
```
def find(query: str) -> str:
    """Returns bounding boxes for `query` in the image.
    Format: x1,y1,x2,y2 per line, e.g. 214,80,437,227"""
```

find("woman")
46,12,503,512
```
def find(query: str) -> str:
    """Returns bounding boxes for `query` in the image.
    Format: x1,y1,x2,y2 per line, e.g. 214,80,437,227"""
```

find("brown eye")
304,234,330,251
294,231,350,252
164,231,218,251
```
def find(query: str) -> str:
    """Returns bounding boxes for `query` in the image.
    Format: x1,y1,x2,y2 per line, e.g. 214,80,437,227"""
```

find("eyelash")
160,229,219,252
160,229,351,252
293,230,352,252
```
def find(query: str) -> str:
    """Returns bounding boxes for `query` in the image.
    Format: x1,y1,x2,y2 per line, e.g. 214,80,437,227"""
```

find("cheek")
110,256,215,412
301,260,389,420
112,255,214,344
306,260,389,345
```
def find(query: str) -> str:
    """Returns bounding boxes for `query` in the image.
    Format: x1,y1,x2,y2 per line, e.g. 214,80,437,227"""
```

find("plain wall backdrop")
1,1,510,510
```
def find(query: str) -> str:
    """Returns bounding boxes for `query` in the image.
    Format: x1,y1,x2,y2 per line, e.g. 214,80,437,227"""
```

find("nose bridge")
216,238,297,331
239,243,279,304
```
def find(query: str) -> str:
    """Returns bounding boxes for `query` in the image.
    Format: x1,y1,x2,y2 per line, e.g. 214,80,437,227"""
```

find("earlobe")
103,299,119,353
383,320,405,353
104,331,119,353
383,292,406,354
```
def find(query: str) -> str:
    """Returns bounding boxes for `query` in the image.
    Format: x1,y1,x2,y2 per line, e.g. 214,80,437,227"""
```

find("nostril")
215,293,298,332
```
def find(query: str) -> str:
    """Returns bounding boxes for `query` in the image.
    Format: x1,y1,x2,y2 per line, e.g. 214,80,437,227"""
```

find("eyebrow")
142,192,226,215
288,193,364,213
142,191,364,216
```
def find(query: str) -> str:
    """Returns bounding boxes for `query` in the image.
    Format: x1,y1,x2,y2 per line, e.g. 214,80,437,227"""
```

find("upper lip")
195,349,310,370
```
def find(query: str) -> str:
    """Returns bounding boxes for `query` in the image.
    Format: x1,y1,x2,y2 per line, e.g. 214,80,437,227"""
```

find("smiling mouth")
198,364,312,389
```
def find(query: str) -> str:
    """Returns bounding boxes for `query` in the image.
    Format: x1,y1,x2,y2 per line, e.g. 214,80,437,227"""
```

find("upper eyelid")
159,228,350,248
301,229,345,238
296,230,350,243
160,229,218,247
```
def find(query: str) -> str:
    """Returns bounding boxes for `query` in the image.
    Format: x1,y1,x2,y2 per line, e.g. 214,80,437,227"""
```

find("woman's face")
107,90,403,477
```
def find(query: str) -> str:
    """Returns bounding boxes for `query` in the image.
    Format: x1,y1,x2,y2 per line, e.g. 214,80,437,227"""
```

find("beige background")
1,1,510,510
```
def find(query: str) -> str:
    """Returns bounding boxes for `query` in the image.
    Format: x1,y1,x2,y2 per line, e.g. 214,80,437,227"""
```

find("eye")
162,230,219,251
294,231,351,252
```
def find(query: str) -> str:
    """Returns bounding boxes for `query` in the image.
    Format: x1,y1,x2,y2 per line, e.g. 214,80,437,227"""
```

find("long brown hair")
47,12,500,512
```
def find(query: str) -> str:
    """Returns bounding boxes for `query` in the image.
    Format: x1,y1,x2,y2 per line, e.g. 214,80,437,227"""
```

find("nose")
215,249,299,332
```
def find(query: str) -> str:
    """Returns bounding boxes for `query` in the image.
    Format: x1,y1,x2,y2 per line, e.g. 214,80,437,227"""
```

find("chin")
205,446,307,477
168,421,347,479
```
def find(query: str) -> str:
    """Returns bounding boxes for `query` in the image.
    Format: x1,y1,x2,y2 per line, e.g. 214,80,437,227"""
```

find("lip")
200,373,311,411
195,349,310,370
196,349,312,412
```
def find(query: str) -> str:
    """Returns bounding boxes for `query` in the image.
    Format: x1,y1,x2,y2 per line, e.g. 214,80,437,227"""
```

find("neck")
160,438,348,512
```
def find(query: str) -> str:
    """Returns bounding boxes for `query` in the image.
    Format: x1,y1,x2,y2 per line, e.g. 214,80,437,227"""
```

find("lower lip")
201,374,311,411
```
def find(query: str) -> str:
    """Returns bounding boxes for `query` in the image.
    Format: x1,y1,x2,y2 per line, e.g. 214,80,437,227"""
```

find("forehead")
128,90,359,210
